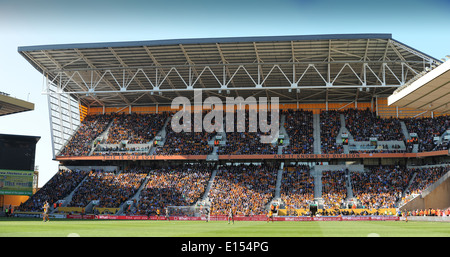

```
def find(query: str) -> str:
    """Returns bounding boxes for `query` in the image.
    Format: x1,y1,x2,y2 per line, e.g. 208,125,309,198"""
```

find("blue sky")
0,0,449,186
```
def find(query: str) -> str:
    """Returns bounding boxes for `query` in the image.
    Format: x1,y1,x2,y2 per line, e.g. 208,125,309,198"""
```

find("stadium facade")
0,93,39,214
15,34,450,218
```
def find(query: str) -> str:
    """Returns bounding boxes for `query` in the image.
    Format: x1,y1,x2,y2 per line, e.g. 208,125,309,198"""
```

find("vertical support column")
45,74,56,159
45,72,82,158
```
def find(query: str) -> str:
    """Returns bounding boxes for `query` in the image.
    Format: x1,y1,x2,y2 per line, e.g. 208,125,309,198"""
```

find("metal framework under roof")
18,34,443,158
19,33,441,107
0,93,34,117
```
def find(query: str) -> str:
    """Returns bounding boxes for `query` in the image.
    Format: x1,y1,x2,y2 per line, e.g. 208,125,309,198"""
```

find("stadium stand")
279,165,315,211
343,108,404,142
351,166,411,209
282,110,314,154
218,110,279,155
13,35,450,220
319,110,343,154
402,116,450,152
208,164,278,216
17,169,89,212
321,170,348,209
15,158,450,218
59,114,113,156
126,163,212,216
154,112,215,155
105,112,168,144
68,169,147,212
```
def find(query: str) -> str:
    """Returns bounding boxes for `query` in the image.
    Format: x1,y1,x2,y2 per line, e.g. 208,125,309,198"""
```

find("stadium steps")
53,173,90,213
201,168,218,202
313,113,321,154
398,172,418,206
206,147,219,161
345,168,354,199
400,168,450,210
279,114,289,146
400,121,411,140
274,162,284,199
116,174,152,215
311,166,322,199
88,119,115,155
433,129,450,150
337,114,352,154
149,116,171,155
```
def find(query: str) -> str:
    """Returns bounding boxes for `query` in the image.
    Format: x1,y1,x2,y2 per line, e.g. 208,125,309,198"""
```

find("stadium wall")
1,195,29,208
402,171,450,211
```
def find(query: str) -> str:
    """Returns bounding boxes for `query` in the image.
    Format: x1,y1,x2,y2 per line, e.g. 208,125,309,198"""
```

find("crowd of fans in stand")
69,168,147,209
320,110,343,154
22,108,450,217
127,164,212,216
279,165,315,210
343,108,405,142
17,169,88,212
12,163,450,217
106,112,168,144
351,166,412,209
59,114,112,156
154,113,215,155
218,111,278,155
282,110,314,154
321,170,348,209
56,109,449,156
405,166,448,197
402,116,450,152
208,164,277,216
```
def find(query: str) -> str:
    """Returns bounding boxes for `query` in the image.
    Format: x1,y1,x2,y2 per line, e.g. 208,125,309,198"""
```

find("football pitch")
1,218,449,237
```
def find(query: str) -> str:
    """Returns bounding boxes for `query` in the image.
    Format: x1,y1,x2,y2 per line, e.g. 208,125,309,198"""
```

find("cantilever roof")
388,60,450,114
19,33,441,107
0,93,35,116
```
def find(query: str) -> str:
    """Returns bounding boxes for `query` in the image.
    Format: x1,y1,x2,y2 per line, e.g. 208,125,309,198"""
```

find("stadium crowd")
59,114,112,156
279,165,315,210
12,163,450,218
282,109,314,154
405,166,448,197
16,108,450,218
126,164,212,216
56,109,449,157
208,164,277,216
17,169,88,212
343,108,404,141
320,110,343,154
321,170,348,209
351,166,412,209
69,168,147,209
402,116,450,152
218,111,279,155
106,112,168,144
154,114,215,155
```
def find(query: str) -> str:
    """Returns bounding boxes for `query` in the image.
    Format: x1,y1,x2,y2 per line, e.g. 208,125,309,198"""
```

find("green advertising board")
0,169,34,196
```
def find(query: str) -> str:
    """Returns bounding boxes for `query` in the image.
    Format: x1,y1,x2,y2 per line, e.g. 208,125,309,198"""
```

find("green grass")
1,218,449,237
